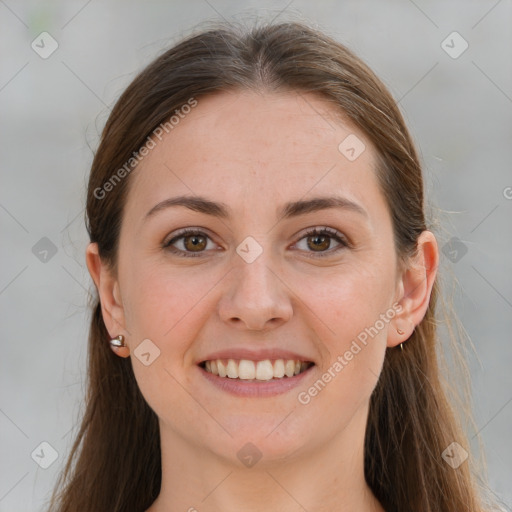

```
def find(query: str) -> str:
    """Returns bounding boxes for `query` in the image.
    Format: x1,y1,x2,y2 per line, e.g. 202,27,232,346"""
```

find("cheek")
304,259,395,339
293,262,393,410
122,262,207,341
122,267,213,423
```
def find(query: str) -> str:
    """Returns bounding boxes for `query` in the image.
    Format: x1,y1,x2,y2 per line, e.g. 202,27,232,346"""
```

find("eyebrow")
145,194,368,221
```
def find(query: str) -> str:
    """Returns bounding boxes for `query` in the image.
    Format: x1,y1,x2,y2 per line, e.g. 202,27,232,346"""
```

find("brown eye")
295,227,348,257
163,229,214,257
182,233,207,251
307,233,331,252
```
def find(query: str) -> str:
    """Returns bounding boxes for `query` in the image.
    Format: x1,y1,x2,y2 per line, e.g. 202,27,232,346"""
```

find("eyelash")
162,227,349,258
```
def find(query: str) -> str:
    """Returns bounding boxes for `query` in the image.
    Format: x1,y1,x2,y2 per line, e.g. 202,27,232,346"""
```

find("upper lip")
197,348,315,365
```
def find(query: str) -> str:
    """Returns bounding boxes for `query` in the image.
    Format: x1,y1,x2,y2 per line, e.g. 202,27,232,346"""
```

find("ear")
85,243,128,352
388,230,439,348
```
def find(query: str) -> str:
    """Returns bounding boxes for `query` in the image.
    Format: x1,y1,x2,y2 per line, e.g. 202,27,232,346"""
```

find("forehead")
125,89,386,222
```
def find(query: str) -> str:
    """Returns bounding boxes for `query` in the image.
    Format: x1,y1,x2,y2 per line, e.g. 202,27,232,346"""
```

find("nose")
217,253,293,331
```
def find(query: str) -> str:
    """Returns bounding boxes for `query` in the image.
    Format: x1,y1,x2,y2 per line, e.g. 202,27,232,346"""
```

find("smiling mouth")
199,358,315,380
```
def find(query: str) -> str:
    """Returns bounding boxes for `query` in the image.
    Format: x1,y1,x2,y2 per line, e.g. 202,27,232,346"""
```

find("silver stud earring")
109,335,130,358
109,335,125,348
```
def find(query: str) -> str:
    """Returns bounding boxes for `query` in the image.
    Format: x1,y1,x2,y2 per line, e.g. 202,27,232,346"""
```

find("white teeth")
255,360,274,380
285,359,295,377
202,358,312,380
273,359,285,378
217,360,227,377
226,359,238,379
238,359,255,380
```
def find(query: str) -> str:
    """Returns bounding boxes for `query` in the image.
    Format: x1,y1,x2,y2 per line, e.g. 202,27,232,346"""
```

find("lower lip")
198,364,315,397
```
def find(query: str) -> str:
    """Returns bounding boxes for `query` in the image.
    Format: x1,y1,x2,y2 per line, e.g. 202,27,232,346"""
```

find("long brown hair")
45,19,502,512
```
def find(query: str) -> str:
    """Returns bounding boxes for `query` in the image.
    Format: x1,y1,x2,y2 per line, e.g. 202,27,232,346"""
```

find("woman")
45,20,503,512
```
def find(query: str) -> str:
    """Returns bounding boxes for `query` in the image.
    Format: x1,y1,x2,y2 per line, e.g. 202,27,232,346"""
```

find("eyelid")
162,227,219,256
295,226,349,244
292,226,350,255
162,227,213,247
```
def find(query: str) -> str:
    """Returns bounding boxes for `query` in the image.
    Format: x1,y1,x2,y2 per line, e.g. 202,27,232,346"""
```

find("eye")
163,226,349,258
162,228,217,257
294,227,349,257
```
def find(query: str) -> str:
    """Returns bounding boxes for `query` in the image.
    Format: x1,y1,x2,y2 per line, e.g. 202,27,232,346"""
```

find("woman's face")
106,89,406,464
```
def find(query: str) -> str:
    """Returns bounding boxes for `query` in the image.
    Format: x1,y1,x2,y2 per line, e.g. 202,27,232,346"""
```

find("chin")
207,416,313,467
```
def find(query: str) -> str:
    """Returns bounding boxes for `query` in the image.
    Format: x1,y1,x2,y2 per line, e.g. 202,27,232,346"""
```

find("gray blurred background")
1,1,511,510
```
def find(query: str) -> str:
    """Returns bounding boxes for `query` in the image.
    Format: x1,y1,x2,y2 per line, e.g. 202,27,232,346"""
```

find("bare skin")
87,89,438,512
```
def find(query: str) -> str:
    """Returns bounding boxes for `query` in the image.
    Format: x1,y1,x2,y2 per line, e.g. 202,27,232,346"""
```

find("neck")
147,403,384,512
